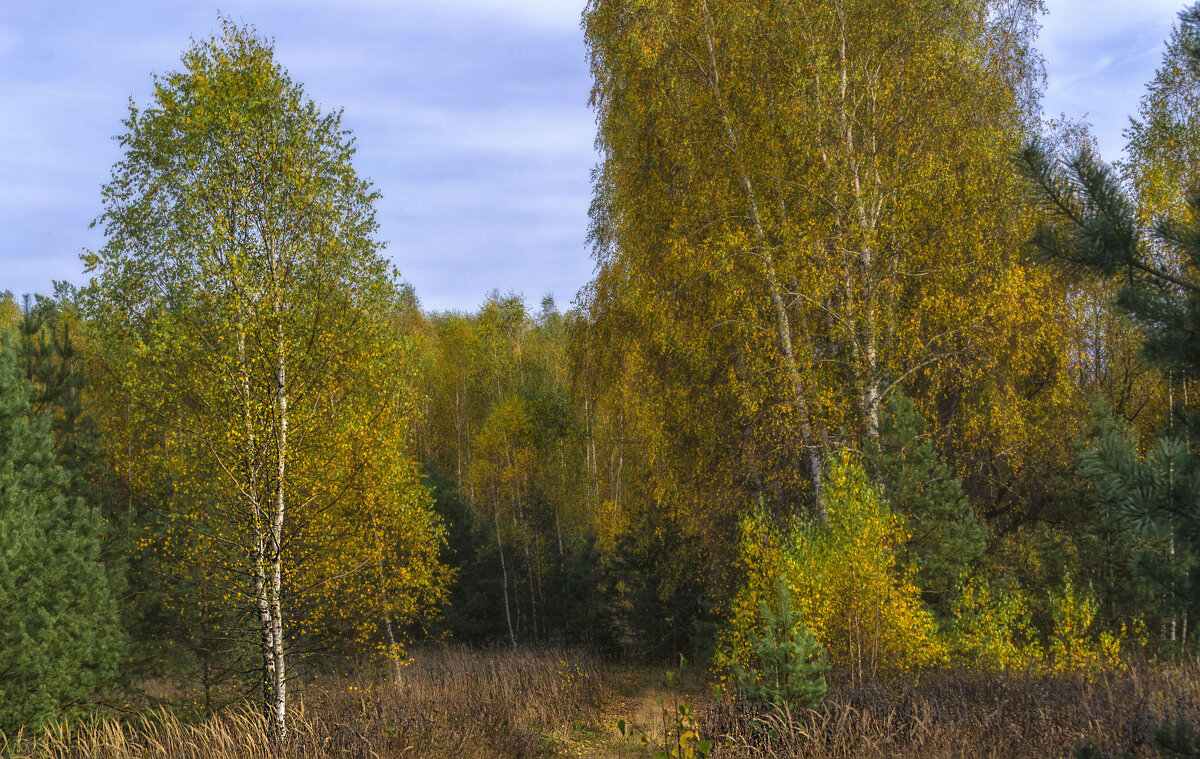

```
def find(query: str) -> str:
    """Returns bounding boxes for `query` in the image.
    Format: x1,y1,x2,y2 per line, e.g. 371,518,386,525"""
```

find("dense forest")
6,1,1200,757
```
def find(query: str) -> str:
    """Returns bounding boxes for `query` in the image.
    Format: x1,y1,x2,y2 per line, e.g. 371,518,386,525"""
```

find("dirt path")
565,667,709,758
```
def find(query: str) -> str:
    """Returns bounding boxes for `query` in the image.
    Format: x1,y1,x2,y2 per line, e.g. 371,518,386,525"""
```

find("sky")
0,1,1190,313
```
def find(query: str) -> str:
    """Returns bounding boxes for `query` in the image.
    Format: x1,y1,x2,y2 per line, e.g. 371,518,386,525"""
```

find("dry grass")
701,660,1200,758
1,647,610,759
8,651,1200,759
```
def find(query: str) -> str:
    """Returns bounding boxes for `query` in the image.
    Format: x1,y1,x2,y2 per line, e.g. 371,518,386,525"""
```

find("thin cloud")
0,0,1188,310
1040,0,1182,157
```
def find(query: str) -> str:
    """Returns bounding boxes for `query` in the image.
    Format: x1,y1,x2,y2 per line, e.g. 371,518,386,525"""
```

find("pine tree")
866,395,987,613
0,323,124,736
732,579,828,712
1017,3,1200,639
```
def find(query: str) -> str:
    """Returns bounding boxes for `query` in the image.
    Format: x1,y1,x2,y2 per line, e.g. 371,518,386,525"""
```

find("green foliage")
1079,430,1199,626
548,534,621,652
732,579,828,711
719,452,944,684
426,464,517,644
415,294,637,652
867,395,987,613
1018,2,1200,649
606,517,716,660
1075,717,1200,759
0,325,124,735
949,576,1042,670
1043,410,1169,654
1020,6,1200,393
1152,717,1200,758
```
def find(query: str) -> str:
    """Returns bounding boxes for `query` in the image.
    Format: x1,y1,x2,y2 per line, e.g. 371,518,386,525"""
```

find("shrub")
949,576,1043,669
1046,575,1122,674
718,451,944,683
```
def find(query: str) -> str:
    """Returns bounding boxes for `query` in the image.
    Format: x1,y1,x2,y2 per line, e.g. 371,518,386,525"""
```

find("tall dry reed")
702,660,1200,758
1,646,609,759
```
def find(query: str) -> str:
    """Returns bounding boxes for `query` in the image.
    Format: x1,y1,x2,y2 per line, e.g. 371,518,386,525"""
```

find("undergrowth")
5,650,1200,758
702,659,1200,758
0,647,609,759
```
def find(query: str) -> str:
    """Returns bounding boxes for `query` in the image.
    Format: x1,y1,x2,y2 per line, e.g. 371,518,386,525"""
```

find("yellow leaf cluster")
718,450,943,683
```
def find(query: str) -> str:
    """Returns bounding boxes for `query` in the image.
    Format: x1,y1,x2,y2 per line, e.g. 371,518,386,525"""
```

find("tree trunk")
375,522,404,687
524,541,539,641
240,320,282,739
698,3,828,511
556,444,565,557
383,612,404,686
254,533,277,732
267,245,288,742
835,1,882,442
494,508,517,650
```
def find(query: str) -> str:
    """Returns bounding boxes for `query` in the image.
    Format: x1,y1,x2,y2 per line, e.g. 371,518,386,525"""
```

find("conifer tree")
1018,2,1200,640
0,324,124,736
733,579,828,712
867,395,987,612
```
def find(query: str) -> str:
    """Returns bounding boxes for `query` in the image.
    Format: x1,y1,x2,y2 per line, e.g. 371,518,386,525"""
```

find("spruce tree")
1017,3,1200,638
0,323,124,736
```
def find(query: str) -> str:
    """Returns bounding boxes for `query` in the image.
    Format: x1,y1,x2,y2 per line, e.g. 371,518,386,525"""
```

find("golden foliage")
949,577,1043,670
83,20,451,685
950,574,1128,675
1045,576,1123,675
719,451,943,683
581,0,1089,606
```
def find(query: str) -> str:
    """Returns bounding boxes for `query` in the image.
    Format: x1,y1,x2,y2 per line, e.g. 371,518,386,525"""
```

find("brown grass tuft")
1,647,610,759
701,660,1200,758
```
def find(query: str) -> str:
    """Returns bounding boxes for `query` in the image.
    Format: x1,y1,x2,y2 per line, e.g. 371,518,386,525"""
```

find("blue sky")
0,1,1189,312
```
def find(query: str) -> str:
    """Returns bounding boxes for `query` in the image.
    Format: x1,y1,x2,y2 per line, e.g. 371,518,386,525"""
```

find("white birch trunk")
495,508,517,650
699,3,828,510
267,244,288,742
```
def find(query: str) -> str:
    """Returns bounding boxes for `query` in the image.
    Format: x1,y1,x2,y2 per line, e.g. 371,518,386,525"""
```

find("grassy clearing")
1,647,610,759
702,660,1200,758
4,650,1200,758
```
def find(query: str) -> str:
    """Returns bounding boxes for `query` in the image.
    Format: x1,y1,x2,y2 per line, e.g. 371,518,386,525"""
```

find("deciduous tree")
582,0,1080,626
83,20,447,738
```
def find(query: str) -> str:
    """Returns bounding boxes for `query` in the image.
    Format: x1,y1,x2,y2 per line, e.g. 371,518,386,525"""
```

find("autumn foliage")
8,0,1200,751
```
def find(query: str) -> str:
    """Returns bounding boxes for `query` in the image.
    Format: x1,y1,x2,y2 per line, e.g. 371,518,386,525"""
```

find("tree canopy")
82,20,448,738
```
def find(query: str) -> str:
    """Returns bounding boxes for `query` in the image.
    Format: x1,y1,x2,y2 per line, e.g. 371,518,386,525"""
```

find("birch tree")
83,21,446,740
583,0,1076,515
